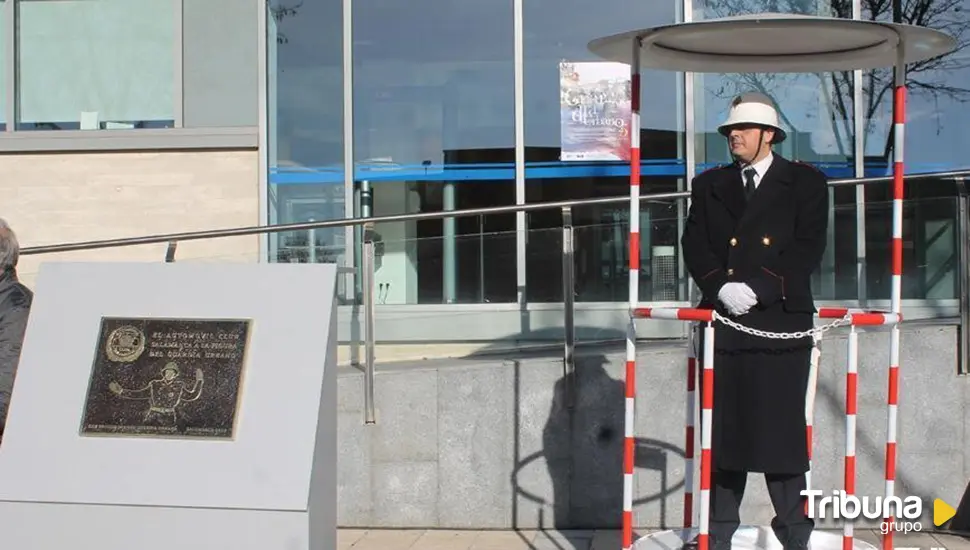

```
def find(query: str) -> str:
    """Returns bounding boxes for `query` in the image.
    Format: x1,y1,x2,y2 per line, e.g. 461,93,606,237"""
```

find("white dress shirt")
740,152,774,190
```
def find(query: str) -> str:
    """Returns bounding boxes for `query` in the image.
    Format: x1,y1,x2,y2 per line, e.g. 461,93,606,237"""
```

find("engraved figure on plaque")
108,362,204,425
81,317,250,439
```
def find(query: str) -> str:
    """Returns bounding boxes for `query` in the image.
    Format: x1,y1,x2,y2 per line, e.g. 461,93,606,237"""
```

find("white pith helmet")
717,92,787,144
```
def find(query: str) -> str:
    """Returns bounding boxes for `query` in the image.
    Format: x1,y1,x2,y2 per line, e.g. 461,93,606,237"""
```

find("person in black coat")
0,218,33,446
681,92,829,550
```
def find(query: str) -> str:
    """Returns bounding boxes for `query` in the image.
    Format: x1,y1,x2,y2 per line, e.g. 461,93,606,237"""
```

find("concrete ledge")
0,127,258,152
335,323,969,529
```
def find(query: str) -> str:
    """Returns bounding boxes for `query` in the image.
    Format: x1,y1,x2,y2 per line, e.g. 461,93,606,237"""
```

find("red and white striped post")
633,306,900,550
622,35,642,550
633,307,716,550
884,46,907,550
844,325,860,550
804,334,820,516
699,321,715,550
818,308,900,327
684,325,698,529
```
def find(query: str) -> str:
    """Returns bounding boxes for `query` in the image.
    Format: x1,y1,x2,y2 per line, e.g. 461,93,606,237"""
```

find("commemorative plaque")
80,317,251,439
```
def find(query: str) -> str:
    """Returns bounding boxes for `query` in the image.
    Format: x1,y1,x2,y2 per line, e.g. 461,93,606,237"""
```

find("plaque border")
78,315,254,441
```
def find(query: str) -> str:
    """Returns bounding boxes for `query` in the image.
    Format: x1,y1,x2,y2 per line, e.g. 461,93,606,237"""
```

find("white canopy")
587,13,956,73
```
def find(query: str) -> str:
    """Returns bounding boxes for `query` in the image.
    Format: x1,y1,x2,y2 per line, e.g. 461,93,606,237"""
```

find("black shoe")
774,524,812,550
778,533,810,550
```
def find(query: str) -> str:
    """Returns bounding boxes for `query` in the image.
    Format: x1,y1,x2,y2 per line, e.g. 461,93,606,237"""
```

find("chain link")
710,310,853,340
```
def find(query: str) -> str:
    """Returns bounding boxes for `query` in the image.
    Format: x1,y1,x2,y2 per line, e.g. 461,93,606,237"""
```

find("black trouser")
709,469,814,548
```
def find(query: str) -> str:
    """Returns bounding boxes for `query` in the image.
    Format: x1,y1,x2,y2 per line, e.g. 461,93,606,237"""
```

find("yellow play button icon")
934,498,957,526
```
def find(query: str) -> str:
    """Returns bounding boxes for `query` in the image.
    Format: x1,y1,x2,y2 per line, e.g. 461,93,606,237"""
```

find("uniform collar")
741,152,774,179
711,153,794,222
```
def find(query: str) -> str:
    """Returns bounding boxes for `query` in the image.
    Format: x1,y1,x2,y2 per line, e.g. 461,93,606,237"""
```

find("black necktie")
743,168,757,200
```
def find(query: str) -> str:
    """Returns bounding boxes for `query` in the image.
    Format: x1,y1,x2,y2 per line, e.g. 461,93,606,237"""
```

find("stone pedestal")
0,262,338,550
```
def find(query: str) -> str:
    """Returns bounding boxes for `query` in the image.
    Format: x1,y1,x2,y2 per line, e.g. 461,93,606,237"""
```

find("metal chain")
711,310,853,340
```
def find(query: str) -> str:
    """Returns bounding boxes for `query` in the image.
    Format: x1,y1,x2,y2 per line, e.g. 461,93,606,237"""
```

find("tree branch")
701,0,970,163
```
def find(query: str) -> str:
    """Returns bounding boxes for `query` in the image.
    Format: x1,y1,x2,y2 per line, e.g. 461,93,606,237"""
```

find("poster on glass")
559,61,632,161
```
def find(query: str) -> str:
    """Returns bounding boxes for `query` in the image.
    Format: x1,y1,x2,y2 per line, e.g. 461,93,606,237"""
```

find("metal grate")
651,245,678,301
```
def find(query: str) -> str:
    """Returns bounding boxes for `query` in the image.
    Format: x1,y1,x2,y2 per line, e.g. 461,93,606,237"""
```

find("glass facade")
525,0,686,304
266,0,345,268
265,0,970,336
0,0,257,133
354,1,516,305
16,0,174,130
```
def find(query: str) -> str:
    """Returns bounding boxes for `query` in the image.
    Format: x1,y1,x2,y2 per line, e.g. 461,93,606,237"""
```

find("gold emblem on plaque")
105,325,146,363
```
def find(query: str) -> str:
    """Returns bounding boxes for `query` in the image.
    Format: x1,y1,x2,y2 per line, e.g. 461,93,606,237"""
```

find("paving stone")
349,529,425,550
469,530,540,549
337,529,369,549
930,532,970,550
591,530,624,550
529,529,596,549
411,530,482,550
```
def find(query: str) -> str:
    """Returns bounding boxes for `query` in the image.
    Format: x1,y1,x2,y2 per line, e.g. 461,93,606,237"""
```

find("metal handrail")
19,168,970,424
20,169,970,256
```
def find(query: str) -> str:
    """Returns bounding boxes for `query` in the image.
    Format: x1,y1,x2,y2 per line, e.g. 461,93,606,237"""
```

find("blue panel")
270,159,687,185
268,160,970,186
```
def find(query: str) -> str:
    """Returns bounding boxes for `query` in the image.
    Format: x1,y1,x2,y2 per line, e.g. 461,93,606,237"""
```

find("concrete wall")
335,321,969,530
0,149,260,288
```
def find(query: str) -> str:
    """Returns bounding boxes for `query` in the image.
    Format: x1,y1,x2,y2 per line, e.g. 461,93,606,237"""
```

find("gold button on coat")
730,237,738,246
762,236,771,246
727,268,734,275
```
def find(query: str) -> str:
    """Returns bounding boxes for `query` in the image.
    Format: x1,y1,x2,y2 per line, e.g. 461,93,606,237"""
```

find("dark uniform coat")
681,154,829,475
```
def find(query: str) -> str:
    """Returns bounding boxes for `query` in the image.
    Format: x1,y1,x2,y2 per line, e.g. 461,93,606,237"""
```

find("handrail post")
164,241,178,262
562,206,576,408
362,221,377,423
308,219,317,264
957,178,970,375
350,181,363,367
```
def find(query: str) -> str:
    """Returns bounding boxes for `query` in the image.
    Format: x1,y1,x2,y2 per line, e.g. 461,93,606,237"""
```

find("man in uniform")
681,92,829,550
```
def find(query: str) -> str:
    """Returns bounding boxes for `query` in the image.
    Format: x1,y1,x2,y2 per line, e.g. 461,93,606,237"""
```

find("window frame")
0,0,258,152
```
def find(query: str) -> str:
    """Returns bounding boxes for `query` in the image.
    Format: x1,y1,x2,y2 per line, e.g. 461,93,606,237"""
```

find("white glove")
718,282,758,316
